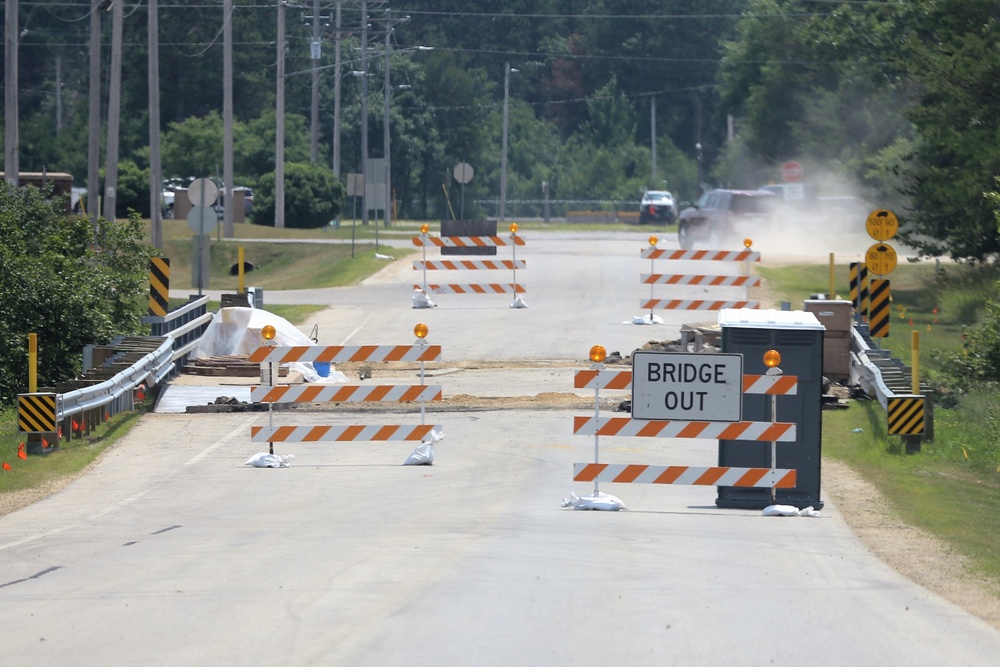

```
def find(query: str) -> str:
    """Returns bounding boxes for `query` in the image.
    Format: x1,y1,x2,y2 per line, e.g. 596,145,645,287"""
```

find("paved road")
4,230,999,666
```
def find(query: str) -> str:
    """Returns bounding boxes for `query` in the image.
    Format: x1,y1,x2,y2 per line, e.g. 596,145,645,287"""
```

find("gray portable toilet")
717,308,825,510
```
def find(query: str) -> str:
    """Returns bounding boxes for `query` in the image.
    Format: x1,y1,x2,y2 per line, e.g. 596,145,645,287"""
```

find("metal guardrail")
60,337,174,422
19,297,214,451
849,321,933,442
142,295,213,369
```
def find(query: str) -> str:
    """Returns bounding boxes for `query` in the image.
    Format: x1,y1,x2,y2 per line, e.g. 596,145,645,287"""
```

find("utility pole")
383,11,391,230
103,0,124,221
275,0,286,228
651,97,657,183
5,0,20,184
332,0,342,176
87,1,103,225
149,0,163,247
310,0,320,164
223,0,234,236
360,0,369,230
55,55,63,136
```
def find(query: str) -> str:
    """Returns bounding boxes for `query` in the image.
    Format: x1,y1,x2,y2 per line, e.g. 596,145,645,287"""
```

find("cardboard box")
823,335,852,379
804,300,854,334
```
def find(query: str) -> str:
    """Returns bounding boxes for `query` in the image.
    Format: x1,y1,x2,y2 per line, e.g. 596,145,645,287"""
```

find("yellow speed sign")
865,243,897,275
866,209,899,241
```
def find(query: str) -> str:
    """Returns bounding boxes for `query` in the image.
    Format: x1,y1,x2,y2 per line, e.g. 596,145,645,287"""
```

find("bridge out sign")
631,351,743,422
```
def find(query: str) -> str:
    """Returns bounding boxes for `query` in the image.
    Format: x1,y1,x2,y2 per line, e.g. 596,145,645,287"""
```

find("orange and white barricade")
637,236,760,323
249,324,443,463
412,223,527,308
571,345,798,506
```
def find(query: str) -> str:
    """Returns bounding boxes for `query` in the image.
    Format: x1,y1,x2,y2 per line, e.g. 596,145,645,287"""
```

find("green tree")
253,163,345,229
113,160,152,218
0,182,156,405
896,0,1000,261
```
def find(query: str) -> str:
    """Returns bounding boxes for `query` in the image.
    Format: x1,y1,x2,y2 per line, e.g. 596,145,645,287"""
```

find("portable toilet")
717,308,825,510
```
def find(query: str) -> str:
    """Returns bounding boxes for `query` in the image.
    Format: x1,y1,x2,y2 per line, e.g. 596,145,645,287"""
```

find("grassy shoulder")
761,260,1000,588
0,405,145,496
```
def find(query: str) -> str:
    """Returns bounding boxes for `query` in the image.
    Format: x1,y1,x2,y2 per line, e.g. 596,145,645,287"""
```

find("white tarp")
195,307,349,383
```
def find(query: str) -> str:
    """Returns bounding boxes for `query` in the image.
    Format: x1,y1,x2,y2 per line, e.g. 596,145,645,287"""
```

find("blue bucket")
313,362,331,378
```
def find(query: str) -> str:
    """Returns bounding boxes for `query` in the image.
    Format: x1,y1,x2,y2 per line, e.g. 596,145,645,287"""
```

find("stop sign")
780,161,803,183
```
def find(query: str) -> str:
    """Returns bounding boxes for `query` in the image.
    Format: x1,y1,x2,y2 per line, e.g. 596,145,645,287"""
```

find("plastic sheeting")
195,307,349,383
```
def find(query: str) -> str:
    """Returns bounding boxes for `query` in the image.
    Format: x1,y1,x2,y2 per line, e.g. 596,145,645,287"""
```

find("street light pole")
500,62,517,222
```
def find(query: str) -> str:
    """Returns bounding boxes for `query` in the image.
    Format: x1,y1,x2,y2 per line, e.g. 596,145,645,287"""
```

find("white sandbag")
412,289,436,309
763,504,824,517
403,443,434,466
509,296,528,309
561,491,627,511
403,428,443,466
245,452,295,468
627,314,663,325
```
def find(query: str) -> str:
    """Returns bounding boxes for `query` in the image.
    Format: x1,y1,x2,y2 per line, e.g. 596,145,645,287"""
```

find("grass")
0,404,146,494
824,405,1000,585
160,238,414,292
762,259,1000,589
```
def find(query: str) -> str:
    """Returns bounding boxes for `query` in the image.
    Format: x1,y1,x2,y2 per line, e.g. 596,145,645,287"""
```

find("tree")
896,0,1000,261
0,182,156,405
253,162,345,229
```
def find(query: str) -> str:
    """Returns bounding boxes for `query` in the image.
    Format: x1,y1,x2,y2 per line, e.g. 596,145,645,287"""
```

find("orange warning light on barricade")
589,345,607,363
763,349,781,368
744,238,753,249
261,325,276,341
510,222,518,234
648,235,658,247
420,223,429,234
414,323,429,339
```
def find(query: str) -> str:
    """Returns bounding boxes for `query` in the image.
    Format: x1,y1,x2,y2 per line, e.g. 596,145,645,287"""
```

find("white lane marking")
185,416,257,466
339,312,376,346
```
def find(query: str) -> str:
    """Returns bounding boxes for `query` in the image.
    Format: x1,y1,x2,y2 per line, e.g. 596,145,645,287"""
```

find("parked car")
676,189,775,250
639,190,677,225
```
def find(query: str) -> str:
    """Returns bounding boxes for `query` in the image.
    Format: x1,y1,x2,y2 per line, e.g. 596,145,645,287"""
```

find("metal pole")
499,62,511,222
651,96,656,182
